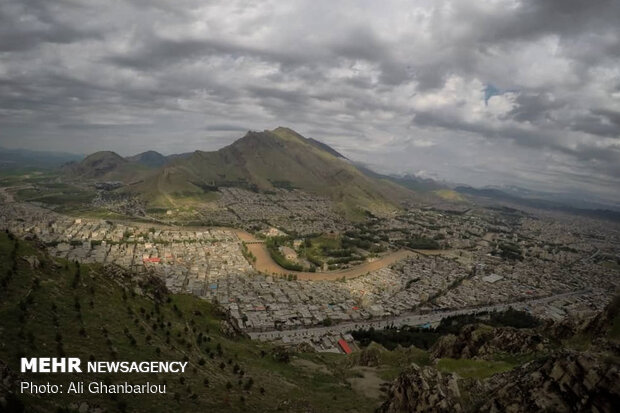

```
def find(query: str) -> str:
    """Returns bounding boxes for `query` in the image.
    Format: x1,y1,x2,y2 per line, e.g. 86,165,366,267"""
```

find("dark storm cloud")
0,0,100,52
0,0,619,203
571,111,620,138
204,124,248,132
507,93,566,124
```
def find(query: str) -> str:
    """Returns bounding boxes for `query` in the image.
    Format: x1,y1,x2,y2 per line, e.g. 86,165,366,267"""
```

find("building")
337,339,352,354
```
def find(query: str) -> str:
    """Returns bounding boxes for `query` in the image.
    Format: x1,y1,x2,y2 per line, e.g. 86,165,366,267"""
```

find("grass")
608,310,620,342
11,180,97,212
375,346,432,381
0,231,377,412
433,189,465,202
601,260,620,271
436,358,515,379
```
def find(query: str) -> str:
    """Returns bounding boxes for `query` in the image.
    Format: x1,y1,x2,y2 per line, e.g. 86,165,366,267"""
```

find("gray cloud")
0,0,619,204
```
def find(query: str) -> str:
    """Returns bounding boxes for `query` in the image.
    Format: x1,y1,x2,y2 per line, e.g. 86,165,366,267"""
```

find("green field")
436,358,515,379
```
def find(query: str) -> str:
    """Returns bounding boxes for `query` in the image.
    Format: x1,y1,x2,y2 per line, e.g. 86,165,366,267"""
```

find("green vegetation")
240,242,256,264
128,127,409,218
352,309,540,350
264,236,304,271
0,231,377,412
302,234,358,268
436,358,514,379
432,189,465,202
601,260,620,271
494,242,523,260
401,236,440,250
352,326,440,350
14,183,97,211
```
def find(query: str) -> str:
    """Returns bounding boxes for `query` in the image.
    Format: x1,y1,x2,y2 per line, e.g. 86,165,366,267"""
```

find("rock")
21,255,40,269
357,345,382,367
479,350,620,413
380,299,620,413
378,363,463,413
431,324,548,360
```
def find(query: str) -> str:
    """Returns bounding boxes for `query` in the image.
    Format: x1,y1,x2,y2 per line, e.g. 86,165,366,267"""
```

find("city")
2,183,617,354
1,0,619,410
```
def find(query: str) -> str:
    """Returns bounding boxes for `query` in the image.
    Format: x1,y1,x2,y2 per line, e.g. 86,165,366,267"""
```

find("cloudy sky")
1,0,619,204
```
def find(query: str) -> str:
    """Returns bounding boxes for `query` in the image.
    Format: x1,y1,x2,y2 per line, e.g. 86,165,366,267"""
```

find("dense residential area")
2,184,617,354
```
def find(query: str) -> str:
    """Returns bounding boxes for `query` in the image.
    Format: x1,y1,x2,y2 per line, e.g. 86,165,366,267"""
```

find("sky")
1,0,619,204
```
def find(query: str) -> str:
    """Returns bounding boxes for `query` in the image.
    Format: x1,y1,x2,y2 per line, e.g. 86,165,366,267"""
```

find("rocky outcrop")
431,324,547,360
581,294,620,341
480,350,620,413
355,343,383,367
543,317,579,340
379,350,620,413
380,297,620,413
378,363,463,413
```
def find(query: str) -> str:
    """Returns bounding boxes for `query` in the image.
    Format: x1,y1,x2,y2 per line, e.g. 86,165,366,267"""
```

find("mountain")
165,151,193,162
126,150,168,167
355,165,465,203
60,127,444,218
455,186,620,221
132,127,417,218
0,147,83,169
306,137,347,159
63,150,151,182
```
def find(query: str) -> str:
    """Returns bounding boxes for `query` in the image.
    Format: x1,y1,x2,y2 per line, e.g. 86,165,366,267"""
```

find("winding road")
234,229,418,280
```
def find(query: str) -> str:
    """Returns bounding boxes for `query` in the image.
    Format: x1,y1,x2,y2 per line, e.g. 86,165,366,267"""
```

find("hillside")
0,232,378,412
378,299,620,413
126,151,168,168
63,151,152,182
131,127,418,218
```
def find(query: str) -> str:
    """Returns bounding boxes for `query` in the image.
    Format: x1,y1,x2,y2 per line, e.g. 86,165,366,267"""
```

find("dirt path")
233,229,416,280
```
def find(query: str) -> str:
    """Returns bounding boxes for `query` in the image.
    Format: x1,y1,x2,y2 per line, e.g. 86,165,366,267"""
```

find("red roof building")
337,339,352,354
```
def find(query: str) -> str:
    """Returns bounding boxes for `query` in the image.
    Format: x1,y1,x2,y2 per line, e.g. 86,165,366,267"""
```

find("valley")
1,128,619,412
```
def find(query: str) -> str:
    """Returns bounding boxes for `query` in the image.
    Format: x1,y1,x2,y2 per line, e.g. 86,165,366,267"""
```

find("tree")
244,377,254,390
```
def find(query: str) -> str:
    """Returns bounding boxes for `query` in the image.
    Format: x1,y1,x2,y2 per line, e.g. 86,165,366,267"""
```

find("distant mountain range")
61,149,192,181
62,127,424,218
0,147,83,169
6,128,618,222
455,186,620,221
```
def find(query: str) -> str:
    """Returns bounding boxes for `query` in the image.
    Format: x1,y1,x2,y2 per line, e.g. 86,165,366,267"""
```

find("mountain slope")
0,232,377,412
306,137,347,159
127,150,168,167
133,127,416,218
63,151,155,182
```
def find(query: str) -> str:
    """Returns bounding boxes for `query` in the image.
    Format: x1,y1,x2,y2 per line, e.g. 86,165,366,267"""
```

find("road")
247,290,586,342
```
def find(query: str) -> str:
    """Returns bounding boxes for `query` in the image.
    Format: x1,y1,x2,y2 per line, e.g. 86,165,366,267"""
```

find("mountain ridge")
126,127,421,218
